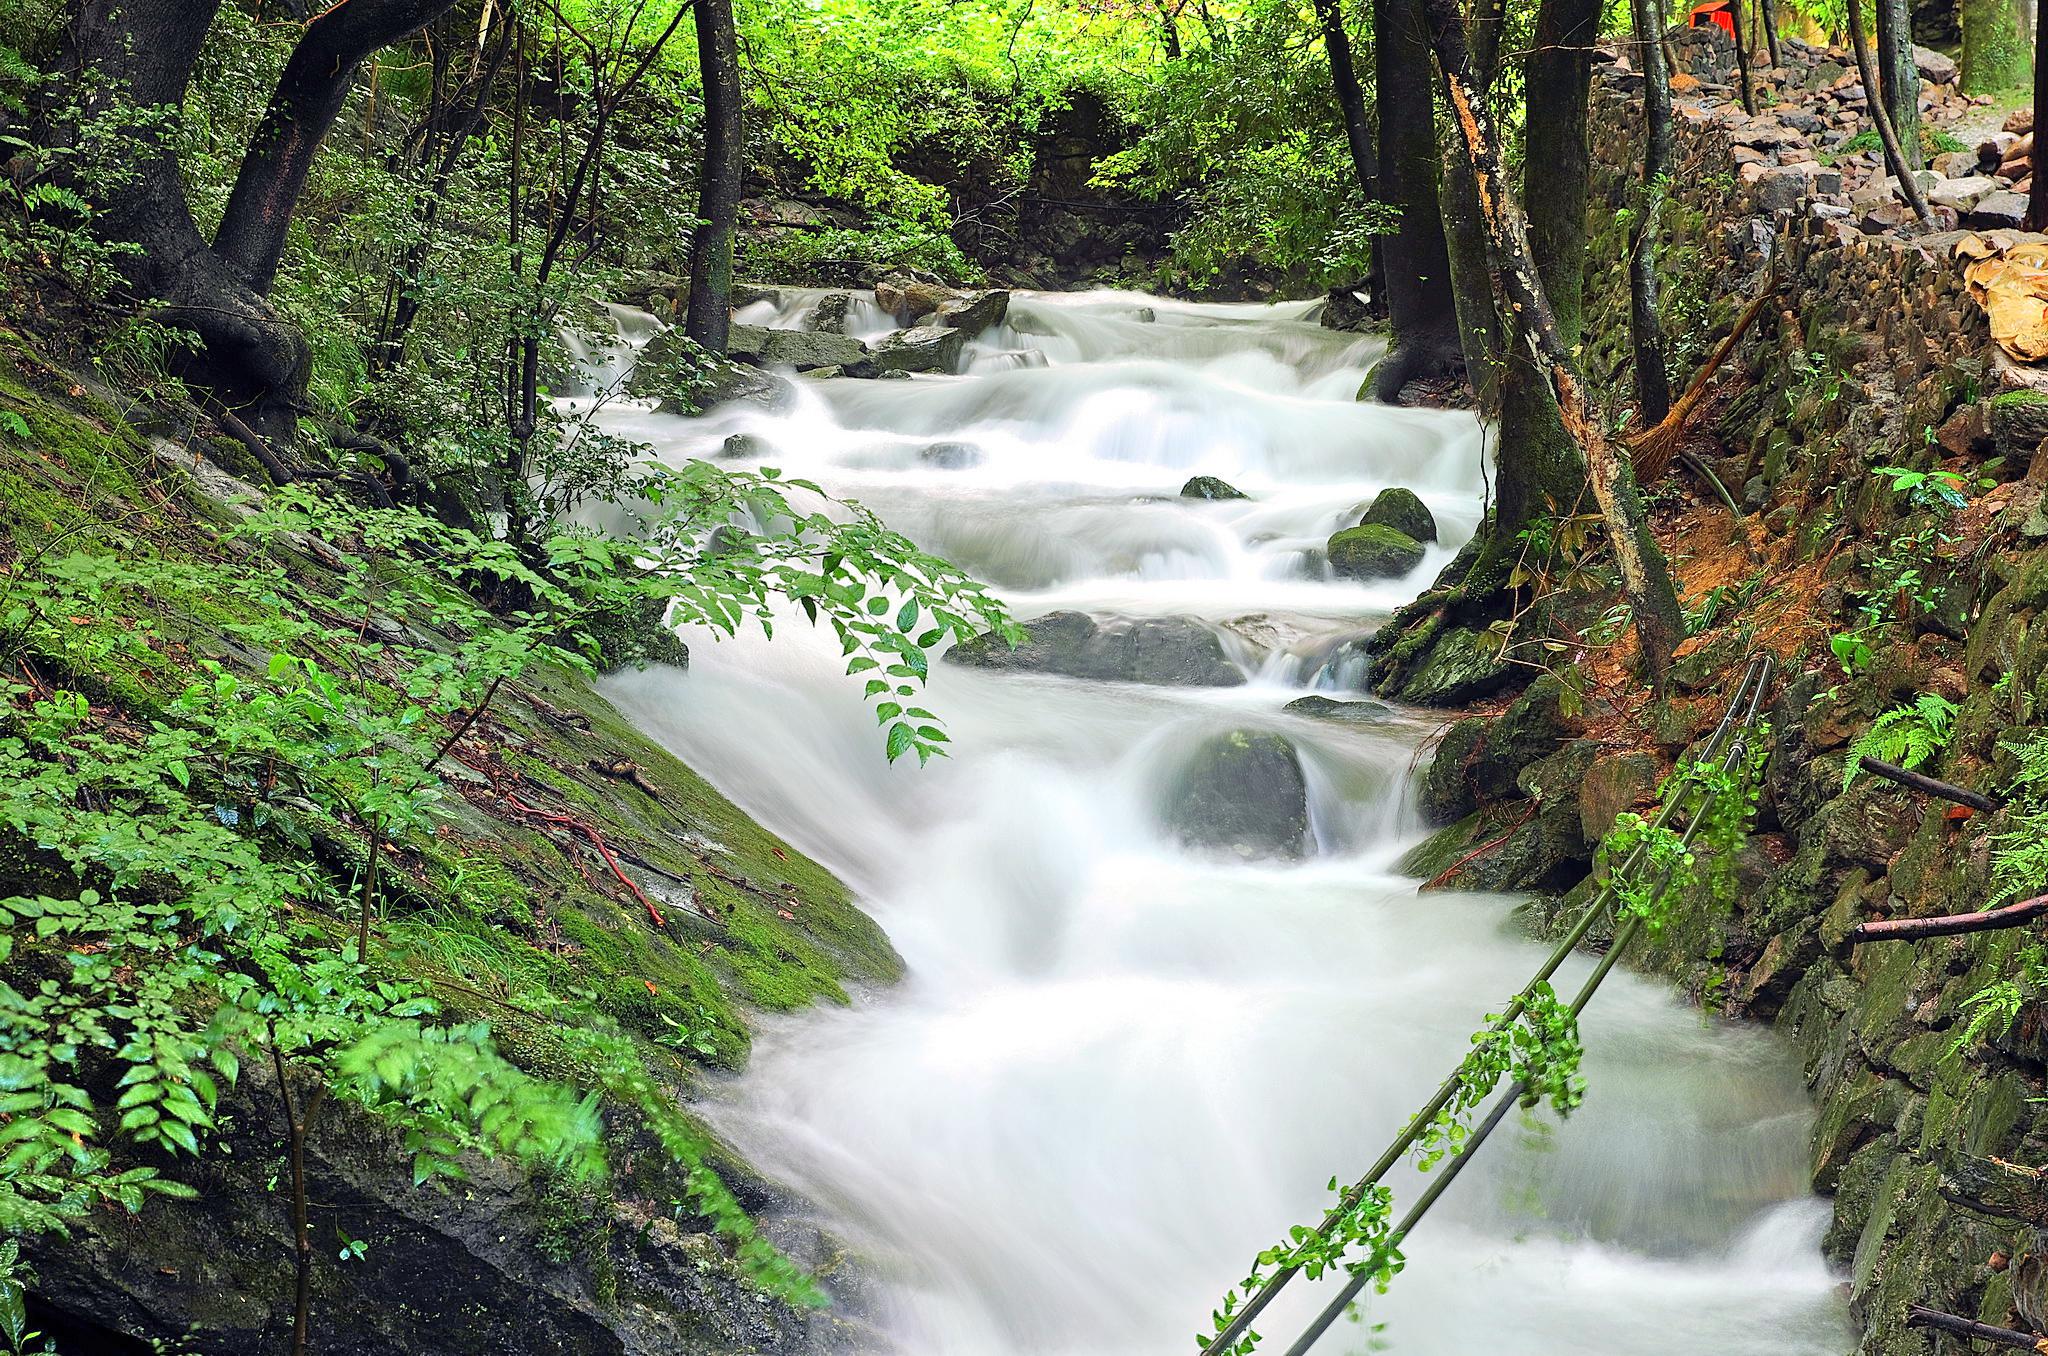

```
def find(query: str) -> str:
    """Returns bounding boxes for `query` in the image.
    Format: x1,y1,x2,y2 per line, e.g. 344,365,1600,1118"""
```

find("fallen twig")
1858,756,2005,812
1906,1305,2048,1352
505,790,668,929
1424,800,1540,889
1844,892,2048,945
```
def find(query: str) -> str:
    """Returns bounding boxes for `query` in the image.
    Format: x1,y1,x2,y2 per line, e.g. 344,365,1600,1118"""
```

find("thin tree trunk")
1311,0,1385,314
1760,0,1784,64
1629,0,1674,424
1423,0,1685,685
1848,0,1935,223
1874,0,1923,167
1369,0,1463,400
2033,0,2048,228
1729,0,1758,112
685,0,744,353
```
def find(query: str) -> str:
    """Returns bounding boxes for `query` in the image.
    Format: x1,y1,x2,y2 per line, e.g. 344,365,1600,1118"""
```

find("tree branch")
1857,755,2005,811
1906,1306,2048,1352
1844,892,2048,945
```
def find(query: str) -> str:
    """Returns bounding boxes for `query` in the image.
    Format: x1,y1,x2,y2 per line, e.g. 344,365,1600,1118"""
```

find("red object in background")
1689,0,1736,35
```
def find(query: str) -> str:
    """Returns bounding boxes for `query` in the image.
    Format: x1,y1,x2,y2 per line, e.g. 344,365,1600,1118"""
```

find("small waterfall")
593,289,1848,1355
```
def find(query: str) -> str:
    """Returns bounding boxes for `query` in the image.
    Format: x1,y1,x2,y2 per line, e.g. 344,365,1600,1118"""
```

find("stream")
591,291,1851,1355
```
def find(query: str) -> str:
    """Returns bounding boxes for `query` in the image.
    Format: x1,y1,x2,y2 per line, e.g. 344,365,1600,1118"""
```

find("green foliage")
740,218,977,286
1843,694,1958,790
1987,730,2048,908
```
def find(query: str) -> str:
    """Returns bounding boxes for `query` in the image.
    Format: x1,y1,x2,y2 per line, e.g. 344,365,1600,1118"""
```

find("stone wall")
1408,43,2048,1356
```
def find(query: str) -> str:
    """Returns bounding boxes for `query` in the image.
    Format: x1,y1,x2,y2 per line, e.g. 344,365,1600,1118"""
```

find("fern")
1843,694,1958,790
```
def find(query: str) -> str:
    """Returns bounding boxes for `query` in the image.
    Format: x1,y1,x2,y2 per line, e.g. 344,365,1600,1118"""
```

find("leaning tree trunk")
1367,0,1463,401
684,0,744,354
1628,0,1675,424
62,0,462,444
1874,0,1924,168
1312,0,1385,314
1422,0,1685,686
1848,0,1935,222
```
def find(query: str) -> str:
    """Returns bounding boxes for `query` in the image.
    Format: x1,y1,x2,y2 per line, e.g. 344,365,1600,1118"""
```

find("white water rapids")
586,291,1851,1355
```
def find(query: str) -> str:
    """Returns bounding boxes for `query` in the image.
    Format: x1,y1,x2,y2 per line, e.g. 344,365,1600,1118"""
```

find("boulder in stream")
870,325,968,375
1358,487,1437,542
932,290,1010,334
1164,730,1310,859
1181,475,1248,500
628,329,794,414
1327,523,1425,579
801,291,853,333
1283,694,1395,723
726,322,874,374
918,440,982,469
946,611,1244,686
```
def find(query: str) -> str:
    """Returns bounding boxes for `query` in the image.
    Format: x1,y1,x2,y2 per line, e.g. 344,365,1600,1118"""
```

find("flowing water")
588,291,1850,1355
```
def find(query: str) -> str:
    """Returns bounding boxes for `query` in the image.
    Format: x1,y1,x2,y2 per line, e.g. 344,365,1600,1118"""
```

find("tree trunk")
1760,0,1784,65
1312,0,1385,316
215,0,464,296
1848,0,1936,222
1423,0,1685,685
1961,0,2034,93
1629,0,1675,424
1368,0,1463,401
62,0,462,443
684,0,744,353
2033,0,2048,227
1729,0,1758,112
1874,0,1924,168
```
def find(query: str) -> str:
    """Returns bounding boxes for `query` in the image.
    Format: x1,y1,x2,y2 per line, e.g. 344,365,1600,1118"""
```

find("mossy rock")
1327,523,1425,580
1358,486,1437,542
1163,730,1309,859
1377,623,1513,707
1181,474,1248,500
1282,694,1393,722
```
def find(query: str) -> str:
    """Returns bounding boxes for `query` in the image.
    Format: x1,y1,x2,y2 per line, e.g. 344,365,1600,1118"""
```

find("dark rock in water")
1375,622,1513,707
1320,284,1377,333
801,290,852,333
946,611,1244,686
1417,674,1568,826
918,440,982,469
730,281,781,308
721,432,772,459
934,290,1010,334
1358,487,1437,542
725,322,873,374
874,273,956,326
1181,475,1248,500
1327,523,1425,579
629,329,793,414
1164,730,1309,859
1283,694,1394,722
869,325,966,375
1399,740,1598,891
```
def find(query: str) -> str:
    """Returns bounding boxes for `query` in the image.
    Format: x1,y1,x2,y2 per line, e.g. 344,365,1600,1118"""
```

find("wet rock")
1417,674,1570,826
720,432,772,459
933,290,1010,334
1400,741,1598,892
946,611,1244,686
1989,389,2048,460
801,291,852,333
725,323,872,374
730,282,781,308
1579,751,1660,846
1181,475,1248,500
1357,486,1438,542
874,274,956,326
869,325,966,375
1320,284,1377,333
1163,730,1309,859
917,440,981,469
1327,524,1425,579
629,330,794,414
1283,694,1394,722
1376,623,1513,707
